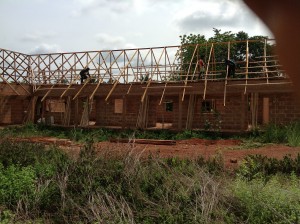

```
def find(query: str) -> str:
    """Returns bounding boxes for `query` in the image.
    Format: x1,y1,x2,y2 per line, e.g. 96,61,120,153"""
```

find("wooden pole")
159,83,167,105
203,43,214,100
89,78,103,101
244,40,249,94
141,79,152,103
182,44,199,101
264,38,269,83
223,41,230,106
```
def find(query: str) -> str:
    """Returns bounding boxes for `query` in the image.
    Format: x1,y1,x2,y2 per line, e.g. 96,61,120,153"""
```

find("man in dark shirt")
224,59,236,78
79,67,90,84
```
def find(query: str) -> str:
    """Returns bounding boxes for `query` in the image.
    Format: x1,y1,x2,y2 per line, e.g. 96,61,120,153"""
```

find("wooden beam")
182,44,199,101
226,82,292,86
109,138,176,145
105,50,138,101
203,43,214,100
142,85,193,89
159,83,167,105
36,87,75,90
72,77,91,100
89,78,103,100
141,79,152,103
244,40,249,94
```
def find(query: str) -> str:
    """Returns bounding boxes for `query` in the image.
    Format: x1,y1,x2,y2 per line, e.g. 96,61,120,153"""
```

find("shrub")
230,175,300,223
261,123,287,143
286,122,300,147
237,154,300,180
0,164,36,207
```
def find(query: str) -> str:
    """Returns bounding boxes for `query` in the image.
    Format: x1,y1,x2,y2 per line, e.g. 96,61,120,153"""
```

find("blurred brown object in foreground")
243,1,300,95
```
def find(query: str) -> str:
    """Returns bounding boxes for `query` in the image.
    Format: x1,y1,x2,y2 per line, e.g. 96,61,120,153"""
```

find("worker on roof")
224,59,236,78
80,67,90,84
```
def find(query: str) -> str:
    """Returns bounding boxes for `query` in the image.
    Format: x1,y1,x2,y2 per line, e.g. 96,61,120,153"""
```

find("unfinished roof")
0,38,290,103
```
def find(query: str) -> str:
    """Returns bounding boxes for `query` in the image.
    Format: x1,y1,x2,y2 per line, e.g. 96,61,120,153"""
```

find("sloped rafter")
105,49,138,101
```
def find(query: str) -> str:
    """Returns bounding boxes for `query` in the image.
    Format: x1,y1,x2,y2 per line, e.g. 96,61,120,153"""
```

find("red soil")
9,136,300,170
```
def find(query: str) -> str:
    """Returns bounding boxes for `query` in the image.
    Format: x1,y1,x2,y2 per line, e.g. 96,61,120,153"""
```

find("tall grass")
286,122,300,147
260,122,300,146
230,175,300,224
1,140,300,223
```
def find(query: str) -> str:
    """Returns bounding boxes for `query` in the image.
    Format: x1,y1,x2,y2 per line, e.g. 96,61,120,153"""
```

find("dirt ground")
10,136,300,169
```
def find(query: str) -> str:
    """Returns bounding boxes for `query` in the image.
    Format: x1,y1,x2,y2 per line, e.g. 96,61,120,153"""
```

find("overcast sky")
0,0,272,55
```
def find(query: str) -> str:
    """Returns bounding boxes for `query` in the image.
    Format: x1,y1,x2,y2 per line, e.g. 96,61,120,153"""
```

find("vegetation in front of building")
0,135,300,223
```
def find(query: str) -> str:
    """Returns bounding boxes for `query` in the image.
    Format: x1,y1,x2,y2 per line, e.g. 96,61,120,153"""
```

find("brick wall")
0,97,30,124
268,93,300,125
191,94,247,131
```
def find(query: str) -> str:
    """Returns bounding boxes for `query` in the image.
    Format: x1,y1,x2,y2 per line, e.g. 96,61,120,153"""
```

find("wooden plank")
226,82,292,86
109,138,176,145
142,85,193,89
203,43,214,100
244,40,249,94
141,79,152,103
182,44,199,101
36,87,75,90
89,78,103,100
159,83,167,105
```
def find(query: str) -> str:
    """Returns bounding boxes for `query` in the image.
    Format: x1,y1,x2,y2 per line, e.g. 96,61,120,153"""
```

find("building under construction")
0,38,299,132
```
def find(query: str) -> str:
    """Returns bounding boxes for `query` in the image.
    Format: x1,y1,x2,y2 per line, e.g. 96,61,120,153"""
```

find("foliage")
0,139,300,223
230,175,300,223
259,122,300,146
237,154,300,180
260,123,287,143
286,122,300,147
0,164,36,207
177,28,273,80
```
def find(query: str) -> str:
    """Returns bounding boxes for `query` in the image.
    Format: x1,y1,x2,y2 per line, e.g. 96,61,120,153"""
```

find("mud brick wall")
95,96,141,128
154,96,178,124
10,98,30,124
216,95,247,131
268,93,300,125
187,94,246,131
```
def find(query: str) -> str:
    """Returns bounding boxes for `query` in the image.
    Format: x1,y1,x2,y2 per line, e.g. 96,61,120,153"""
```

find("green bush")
286,122,300,147
230,175,300,223
261,123,287,143
237,154,300,180
0,164,36,206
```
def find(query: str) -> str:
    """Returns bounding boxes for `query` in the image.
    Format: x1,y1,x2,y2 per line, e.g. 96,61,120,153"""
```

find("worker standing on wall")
80,67,90,84
224,59,236,78
198,56,206,79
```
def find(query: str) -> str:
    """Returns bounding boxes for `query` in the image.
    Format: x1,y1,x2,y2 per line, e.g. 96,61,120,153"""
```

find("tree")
177,29,275,80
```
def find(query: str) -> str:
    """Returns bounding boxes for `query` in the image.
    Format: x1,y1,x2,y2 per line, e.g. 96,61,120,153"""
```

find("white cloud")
173,0,271,38
29,43,62,54
72,0,133,16
21,31,57,42
95,33,136,50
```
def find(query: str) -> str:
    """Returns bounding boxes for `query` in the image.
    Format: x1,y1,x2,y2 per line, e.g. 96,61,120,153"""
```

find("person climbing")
198,56,206,79
79,67,90,84
224,59,236,78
